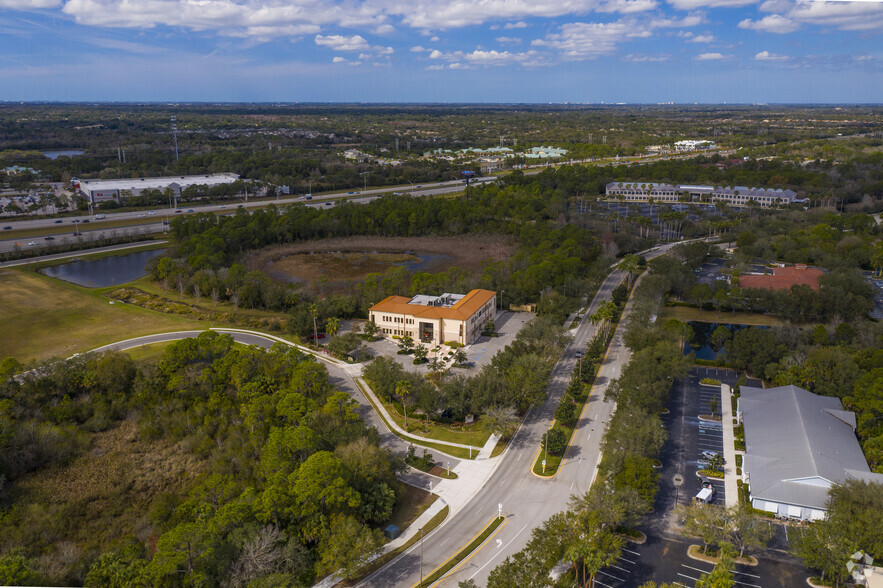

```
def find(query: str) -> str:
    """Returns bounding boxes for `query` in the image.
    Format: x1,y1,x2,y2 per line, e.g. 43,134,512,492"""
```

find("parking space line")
597,570,624,582
734,569,762,579
618,557,636,564
610,564,630,572
682,564,714,575
622,548,640,556
678,572,701,582
594,579,614,588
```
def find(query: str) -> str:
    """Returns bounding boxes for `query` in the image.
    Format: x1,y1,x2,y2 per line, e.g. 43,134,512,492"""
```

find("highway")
0,177,495,254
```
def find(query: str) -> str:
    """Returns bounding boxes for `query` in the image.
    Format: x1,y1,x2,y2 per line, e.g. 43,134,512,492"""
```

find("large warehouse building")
73,173,240,204
739,385,883,520
605,182,797,207
369,290,496,347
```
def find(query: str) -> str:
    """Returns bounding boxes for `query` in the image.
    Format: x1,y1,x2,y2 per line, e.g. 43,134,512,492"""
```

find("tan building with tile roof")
368,289,496,346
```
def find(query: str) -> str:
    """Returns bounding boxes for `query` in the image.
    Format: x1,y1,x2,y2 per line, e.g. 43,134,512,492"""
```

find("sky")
0,0,881,103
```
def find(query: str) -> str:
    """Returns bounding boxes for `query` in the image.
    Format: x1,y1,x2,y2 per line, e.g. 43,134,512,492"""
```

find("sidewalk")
721,383,739,507
386,432,501,549
352,375,487,454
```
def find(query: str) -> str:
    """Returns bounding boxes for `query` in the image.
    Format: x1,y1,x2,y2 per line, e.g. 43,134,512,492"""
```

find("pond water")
40,249,166,287
40,149,85,159
683,322,758,360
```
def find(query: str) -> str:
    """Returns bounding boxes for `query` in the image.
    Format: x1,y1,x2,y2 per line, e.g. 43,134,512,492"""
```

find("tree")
316,514,384,580
396,380,412,428
309,303,319,343
479,405,520,440
452,349,468,366
677,503,725,554
708,397,719,418
720,502,774,559
325,317,340,338
363,321,379,339
695,543,735,588
413,344,428,364
543,427,568,456
709,325,731,353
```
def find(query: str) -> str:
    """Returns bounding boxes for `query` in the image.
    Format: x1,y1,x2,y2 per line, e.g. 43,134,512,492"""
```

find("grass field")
0,269,207,362
10,419,205,553
272,252,420,283
660,305,784,327
245,234,515,289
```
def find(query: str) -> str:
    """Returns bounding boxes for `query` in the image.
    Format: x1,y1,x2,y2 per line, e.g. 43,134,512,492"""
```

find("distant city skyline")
0,0,880,103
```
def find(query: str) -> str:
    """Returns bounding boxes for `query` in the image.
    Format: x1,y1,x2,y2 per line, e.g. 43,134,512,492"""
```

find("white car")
27,241,37,246
148,211,157,215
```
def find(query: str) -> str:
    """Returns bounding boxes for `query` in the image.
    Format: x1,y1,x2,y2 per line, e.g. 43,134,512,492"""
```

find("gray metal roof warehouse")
739,385,883,520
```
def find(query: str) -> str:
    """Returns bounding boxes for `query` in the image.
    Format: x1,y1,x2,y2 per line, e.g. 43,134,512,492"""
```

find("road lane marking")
467,522,529,580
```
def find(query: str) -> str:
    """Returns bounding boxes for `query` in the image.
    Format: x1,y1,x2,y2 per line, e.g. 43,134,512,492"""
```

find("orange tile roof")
739,266,824,292
369,289,496,321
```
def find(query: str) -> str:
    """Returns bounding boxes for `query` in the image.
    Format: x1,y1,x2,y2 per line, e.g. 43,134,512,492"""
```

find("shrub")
554,400,577,429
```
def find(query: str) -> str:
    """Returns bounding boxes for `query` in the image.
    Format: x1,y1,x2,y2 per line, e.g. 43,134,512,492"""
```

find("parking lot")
695,381,726,506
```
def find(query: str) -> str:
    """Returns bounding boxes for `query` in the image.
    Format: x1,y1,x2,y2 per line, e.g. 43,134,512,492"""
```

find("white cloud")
755,50,788,61
785,1,883,32
666,0,754,10
495,36,522,44
1,0,60,7
649,13,705,27
373,23,395,34
689,34,714,43
424,47,542,66
623,52,670,62
504,21,528,29
534,14,700,60
429,35,440,41
410,45,429,52
695,51,728,60
315,33,392,55
534,20,649,59
315,34,372,52
333,56,346,62
597,0,658,13
738,14,799,33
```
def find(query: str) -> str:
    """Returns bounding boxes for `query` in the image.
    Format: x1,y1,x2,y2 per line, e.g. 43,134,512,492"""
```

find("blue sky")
0,0,880,102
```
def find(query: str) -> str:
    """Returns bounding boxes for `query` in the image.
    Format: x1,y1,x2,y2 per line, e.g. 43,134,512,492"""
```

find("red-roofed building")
739,266,824,292
369,290,496,345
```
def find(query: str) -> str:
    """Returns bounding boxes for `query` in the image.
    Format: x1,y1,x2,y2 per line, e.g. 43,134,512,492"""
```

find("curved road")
84,242,681,588
89,329,460,485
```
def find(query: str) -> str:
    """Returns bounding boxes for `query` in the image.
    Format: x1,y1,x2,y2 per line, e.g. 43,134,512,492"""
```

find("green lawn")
383,398,491,448
0,268,208,362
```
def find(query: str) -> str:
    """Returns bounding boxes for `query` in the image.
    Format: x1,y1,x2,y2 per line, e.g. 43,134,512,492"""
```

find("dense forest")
0,332,400,586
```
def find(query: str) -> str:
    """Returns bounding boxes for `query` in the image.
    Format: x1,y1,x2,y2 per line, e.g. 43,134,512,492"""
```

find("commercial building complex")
605,182,797,207
73,173,240,204
368,290,496,346
738,385,883,520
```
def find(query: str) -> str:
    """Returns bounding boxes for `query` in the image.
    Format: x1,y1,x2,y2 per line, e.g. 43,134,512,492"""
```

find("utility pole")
171,115,179,161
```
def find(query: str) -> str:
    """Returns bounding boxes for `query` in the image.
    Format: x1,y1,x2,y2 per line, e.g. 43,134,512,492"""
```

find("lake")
40,150,85,159
40,249,166,287
683,322,757,360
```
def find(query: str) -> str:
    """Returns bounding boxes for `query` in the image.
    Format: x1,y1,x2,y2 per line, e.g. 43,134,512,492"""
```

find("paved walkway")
721,383,739,507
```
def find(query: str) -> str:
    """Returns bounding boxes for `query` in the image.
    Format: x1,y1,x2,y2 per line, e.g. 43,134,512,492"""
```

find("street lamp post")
419,528,425,587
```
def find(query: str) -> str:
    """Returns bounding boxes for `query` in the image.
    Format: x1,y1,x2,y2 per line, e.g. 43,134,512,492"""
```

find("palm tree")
309,304,319,343
326,317,340,338
396,380,412,428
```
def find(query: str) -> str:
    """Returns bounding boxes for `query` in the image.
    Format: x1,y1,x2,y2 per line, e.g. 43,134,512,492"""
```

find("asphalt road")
357,243,681,588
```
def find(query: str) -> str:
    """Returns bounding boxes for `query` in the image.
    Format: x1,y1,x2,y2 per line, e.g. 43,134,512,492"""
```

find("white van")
94,214,106,220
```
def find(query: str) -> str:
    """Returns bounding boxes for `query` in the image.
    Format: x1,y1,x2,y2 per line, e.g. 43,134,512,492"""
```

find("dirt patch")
245,235,515,287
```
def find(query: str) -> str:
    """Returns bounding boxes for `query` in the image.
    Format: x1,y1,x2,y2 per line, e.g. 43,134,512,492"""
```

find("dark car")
186,209,194,213
309,333,327,340
73,232,82,236
54,219,63,223
45,236,55,240
2,226,11,230
82,219,90,223
175,209,183,213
